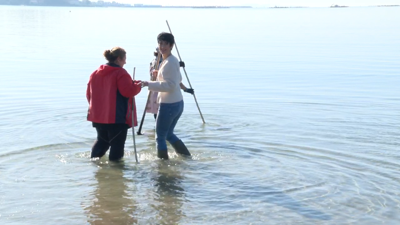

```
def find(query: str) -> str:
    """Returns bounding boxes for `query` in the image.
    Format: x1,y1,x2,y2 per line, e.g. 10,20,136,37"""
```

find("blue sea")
0,5,399,224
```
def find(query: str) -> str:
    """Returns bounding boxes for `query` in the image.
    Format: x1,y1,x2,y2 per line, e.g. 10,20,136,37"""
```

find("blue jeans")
156,100,183,151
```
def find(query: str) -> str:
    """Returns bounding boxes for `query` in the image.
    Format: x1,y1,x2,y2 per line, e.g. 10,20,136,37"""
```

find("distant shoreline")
0,5,252,8
377,5,400,7
0,3,399,8
0,2,251,8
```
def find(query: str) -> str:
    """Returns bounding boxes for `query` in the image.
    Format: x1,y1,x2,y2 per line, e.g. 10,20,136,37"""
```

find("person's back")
86,46,142,161
88,64,133,124
145,50,162,117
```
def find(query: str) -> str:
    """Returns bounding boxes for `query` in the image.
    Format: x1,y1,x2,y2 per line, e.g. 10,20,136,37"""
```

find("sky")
105,0,400,7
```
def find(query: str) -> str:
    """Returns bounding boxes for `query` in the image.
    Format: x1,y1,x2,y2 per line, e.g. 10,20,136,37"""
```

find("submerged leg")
91,127,110,159
157,150,169,160
155,104,174,160
165,101,189,156
108,126,128,161
171,139,191,156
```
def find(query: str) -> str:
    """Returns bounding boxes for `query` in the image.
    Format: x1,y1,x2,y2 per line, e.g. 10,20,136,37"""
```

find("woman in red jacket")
86,47,142,161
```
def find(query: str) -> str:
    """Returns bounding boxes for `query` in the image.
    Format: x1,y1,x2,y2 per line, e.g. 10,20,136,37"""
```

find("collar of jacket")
106,62,121,67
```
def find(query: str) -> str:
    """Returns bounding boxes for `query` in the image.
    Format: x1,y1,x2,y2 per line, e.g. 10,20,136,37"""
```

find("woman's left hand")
184,88,194,95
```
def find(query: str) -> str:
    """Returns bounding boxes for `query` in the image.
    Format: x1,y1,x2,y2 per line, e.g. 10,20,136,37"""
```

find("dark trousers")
91,124,128,161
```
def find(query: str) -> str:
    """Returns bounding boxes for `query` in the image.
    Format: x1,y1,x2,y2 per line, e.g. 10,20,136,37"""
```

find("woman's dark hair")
103,47,126,63
157,32,175,46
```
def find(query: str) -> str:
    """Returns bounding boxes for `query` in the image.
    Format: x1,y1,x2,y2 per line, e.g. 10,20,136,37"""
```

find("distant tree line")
0,0,76,6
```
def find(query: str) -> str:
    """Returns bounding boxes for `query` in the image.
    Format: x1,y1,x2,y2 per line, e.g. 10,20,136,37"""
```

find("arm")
86,72,95,103
180,82,194,95
149,60,157,81
147,60,179,92
86,82,91,103
179,83,187,91
150,69,157,81
117,69,142,97
178,61,194,94
149,61,153,79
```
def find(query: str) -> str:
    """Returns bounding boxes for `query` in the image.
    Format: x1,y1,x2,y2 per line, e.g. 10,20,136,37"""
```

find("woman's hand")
150,69,157,81
152,70,158,79
184,88,194,95
141,81,149,87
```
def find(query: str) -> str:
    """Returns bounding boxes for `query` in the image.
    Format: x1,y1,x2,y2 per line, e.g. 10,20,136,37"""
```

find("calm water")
1,5,400,224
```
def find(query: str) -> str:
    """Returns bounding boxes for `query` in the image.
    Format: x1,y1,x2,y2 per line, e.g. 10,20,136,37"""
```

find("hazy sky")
108,0,400,7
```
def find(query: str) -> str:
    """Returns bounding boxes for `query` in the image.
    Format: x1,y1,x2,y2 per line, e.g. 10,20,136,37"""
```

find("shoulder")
119,68,130,76
164,55,179,66
114,67,130,79
168,55,179,63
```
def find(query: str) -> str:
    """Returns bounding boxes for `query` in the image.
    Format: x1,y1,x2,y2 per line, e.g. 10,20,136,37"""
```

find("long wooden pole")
136,91,151,135
166,20,206,124
132,67,138,163
137,50,162,135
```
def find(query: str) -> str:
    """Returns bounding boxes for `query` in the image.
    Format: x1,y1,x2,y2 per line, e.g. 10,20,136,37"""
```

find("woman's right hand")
152,70,158,80
141,81,149,87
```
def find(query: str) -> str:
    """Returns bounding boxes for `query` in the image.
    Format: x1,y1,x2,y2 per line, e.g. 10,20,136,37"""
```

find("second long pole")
137,49,162,135
166,20,205,124
132,67,138,162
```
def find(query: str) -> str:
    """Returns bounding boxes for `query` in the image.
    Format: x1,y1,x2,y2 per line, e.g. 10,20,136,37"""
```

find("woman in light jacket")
146,48,194,120
141,32,191,160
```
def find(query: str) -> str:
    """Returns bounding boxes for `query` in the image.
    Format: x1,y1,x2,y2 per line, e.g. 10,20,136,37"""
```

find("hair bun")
103,47,126,63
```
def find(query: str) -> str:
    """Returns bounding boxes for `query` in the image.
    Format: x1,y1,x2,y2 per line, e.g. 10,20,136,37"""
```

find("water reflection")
151,161,185,225
85,162,137,225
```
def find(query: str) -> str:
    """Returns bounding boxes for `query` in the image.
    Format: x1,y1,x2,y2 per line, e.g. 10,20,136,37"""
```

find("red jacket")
86,63,141,127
